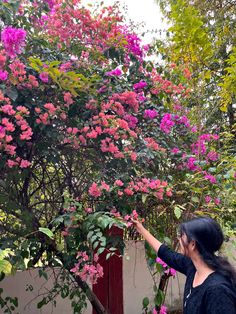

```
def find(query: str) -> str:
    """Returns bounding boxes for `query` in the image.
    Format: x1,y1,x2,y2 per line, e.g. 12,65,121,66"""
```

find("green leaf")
38,269,48,280
174,206,182,219
97,247,105,255
191,196,199,203
39,227,54,239
0,260,12,275
37,297,47,309
142,194,148,204
142,297,149,309
154,289,165,306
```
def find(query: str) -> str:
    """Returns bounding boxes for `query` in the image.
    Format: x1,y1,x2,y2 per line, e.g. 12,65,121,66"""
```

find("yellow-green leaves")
219,47,236,112
29,57,99,96
38,227,54,239
168,0,213,66
0,249,13,275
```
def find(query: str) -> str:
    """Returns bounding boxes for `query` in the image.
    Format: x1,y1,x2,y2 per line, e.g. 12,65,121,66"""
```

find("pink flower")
124,188,134,196
0,71,8,81
39,72,49,83
86,130,98,139
44,102,56,114
191,126,198,132
214,198,221,205
165,268,176,277
160,305,168,314
1,27,27,58
101,181,110,192
19,159,31,168
114,179,124,187
89,182,101,198
84,207,93,213
131,210,138,219
130,152,137,161
205,196,211,203
64,92,74,105
7,159,17,168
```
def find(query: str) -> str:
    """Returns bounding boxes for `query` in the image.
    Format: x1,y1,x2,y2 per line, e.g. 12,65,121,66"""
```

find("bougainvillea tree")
0,1,235,313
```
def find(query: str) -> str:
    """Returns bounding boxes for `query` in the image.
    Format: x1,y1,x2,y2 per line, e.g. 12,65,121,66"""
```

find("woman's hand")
131,218,162,252
131,218,145,234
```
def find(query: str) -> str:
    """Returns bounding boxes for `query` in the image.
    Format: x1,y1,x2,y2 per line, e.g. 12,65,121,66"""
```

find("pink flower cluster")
88,178,172,200
65,95,141,160
0,92,32,168
151,69,190,97
41,2,145,64
123,210,145,227
1,27,27,58
205,196,221,205
152,305,168,314
118,178,172,200
156,257,176,277
70,252,103,284
89,181,110,198
144,137,166,152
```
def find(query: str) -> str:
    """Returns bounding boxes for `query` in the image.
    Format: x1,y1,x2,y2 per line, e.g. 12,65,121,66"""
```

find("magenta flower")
125,33,143,59
124,114,138,128
160,305,168,314
144,109,158,119
39,72,49,83
0,71,8,81
171,147,180,154
207,151,219,161
1,27,27,58
133,80,147,90
160,113,175,133
204,173,217,184
156,257,167,268
105,68,122,77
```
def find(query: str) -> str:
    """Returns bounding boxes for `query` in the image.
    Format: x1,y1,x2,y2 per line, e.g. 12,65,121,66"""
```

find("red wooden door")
93,227,123,314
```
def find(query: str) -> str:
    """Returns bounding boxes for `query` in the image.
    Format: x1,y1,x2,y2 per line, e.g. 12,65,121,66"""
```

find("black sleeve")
204,286,236,314
157,244,193,275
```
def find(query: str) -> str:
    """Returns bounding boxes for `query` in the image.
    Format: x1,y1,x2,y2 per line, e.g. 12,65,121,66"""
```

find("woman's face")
178,233,189,256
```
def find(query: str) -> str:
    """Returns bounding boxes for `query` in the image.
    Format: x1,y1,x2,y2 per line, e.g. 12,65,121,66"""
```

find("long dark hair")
179,217,236,285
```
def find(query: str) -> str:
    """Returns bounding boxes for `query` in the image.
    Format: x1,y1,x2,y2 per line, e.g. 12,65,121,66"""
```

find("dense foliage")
0,1,235,313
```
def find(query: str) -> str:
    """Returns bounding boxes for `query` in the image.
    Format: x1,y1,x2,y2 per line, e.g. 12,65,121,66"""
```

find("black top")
158,244,236,314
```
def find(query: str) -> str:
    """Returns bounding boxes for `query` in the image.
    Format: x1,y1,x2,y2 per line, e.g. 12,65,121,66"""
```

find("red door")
93,227,124,314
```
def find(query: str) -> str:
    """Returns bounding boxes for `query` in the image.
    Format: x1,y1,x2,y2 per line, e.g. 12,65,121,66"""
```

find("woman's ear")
190,240,197,251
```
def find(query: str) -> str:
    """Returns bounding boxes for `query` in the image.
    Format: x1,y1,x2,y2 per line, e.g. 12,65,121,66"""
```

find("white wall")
123,241,185,313
1,241,186,313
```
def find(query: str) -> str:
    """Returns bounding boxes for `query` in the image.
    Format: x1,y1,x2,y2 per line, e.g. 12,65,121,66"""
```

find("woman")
133,216,236,314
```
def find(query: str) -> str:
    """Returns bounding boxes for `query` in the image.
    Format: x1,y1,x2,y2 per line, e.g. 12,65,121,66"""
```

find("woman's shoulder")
204,273,236,297
203,277,236,313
